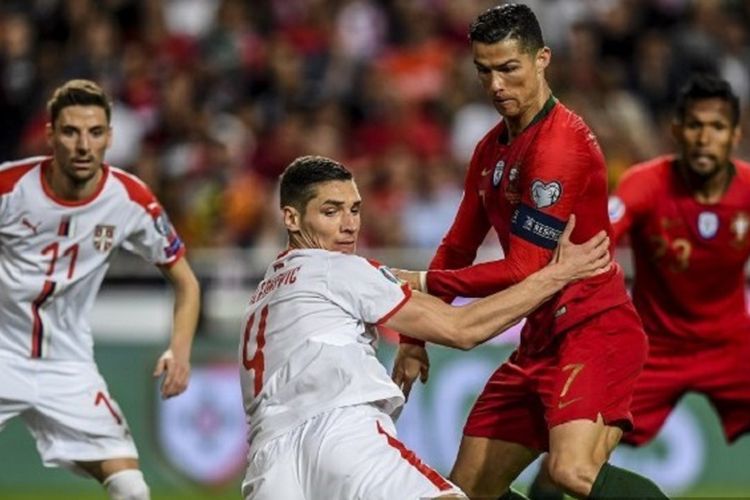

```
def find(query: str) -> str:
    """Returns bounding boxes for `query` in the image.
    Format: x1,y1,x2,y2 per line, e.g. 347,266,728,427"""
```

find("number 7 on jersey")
241,305,269,396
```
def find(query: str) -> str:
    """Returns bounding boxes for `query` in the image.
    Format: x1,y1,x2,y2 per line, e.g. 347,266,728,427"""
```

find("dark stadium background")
1,0,750,498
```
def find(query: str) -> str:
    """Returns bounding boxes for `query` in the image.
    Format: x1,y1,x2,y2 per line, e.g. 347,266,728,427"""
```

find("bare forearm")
456,265,566,347
170,280,200,356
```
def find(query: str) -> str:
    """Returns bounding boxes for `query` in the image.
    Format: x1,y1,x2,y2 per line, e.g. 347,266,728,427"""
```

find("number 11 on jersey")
242,305,269,396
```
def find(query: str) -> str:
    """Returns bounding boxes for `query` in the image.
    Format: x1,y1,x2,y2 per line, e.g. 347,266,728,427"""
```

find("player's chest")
3,202,131,269
640,200,750,270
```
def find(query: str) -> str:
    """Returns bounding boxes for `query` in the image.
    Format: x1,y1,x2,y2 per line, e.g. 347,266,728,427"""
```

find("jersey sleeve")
426,127,593,298
608,166,652,243
326,255,412,325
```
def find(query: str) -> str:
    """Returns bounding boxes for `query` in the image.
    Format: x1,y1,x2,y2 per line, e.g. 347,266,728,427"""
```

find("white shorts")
0,355,138,473
242,403,464,500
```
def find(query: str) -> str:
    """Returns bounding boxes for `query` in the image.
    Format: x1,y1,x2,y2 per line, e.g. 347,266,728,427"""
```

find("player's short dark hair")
279,155,353,212
469,3,544,53
675,74,740,126
47,79,112,126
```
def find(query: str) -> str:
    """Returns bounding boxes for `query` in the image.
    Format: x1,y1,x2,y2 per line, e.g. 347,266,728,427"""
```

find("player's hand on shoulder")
153,347,191,399
391,269,424,292
391,343,429,401
551,215,612,282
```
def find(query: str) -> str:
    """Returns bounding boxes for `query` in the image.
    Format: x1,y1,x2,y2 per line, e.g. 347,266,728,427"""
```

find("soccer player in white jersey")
0,80,200,499
239,155,612,500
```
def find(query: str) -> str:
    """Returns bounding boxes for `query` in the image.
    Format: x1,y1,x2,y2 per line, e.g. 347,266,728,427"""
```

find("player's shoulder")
0,156,47,195
732,158,750,180
107,165,159,211
620,155,673,184
474,119,505,153
548,102,591,137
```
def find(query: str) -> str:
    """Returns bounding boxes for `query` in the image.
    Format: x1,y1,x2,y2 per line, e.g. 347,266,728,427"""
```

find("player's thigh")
241,433,305,500
623,347,688,446
0,355,35,429
548,414,621,467
463,353,550,450
24,361,137,471
702,337,750,442
450,435,538,496
544,304,648,432
306,404,463,500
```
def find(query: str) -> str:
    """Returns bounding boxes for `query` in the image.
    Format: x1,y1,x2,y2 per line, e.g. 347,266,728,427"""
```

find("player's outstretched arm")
154,258,201,399
385,216,609,349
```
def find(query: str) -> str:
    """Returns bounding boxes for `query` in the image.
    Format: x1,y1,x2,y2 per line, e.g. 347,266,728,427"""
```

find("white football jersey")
239,248,411,452
0,157,185,361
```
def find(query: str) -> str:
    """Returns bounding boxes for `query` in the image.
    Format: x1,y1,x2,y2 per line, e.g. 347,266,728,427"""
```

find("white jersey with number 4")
0,156,185,362
239,248,411,453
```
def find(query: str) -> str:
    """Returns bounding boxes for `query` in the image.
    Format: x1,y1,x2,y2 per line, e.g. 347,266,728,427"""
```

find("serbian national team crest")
93,225,115,252
156,362,248,486
731,211,750,245
697,211,719,239
531,179,562,209
492,160,505,187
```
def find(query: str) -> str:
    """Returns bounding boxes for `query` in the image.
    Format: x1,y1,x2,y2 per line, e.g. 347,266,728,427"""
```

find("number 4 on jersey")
242,305,269,396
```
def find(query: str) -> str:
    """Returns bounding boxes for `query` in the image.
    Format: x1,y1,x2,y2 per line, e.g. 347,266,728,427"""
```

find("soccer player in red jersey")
393,4,667,499
528,73,750,500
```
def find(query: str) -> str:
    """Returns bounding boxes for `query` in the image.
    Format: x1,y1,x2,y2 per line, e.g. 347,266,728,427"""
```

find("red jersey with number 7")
426,98,632,353
609,155,750,343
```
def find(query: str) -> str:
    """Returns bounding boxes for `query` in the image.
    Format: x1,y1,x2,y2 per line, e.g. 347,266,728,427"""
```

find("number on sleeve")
242,305,269,396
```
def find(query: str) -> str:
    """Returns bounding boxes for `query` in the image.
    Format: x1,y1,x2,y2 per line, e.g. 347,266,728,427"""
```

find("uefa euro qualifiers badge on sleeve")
531,180,562,209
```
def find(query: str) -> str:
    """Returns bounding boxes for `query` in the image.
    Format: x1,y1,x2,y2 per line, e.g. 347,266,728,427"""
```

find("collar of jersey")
498,94,558,145
40,157,111,207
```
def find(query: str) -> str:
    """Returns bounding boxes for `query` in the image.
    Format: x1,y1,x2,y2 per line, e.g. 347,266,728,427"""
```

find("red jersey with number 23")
610,155,750,343
427,99,631,353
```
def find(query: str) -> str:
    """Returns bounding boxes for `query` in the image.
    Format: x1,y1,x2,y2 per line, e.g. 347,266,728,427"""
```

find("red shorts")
463,302,648,451
623,333,750,446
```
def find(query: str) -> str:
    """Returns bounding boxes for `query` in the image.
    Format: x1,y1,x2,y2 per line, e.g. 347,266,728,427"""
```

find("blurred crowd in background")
2,0,750,252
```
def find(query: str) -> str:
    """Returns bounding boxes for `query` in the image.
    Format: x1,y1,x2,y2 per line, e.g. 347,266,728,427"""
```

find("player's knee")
103,469,150,500
547,454,600,496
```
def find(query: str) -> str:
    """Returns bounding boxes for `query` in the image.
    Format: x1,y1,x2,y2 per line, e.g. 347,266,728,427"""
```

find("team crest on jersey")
697,211,719,239
492,160,505,187
505,166,521,204
93,225,115,252
531,180,562,209
608,196,625,223
731,211,750,245
155,362,247,486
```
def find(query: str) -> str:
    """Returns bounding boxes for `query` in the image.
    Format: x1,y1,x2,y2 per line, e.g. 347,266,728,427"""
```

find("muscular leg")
450,435,539,499
547,415,667,499
76,458,149,500
528,455,563,500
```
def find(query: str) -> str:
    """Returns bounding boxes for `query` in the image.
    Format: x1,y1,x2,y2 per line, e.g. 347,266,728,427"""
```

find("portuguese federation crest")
697,211,718,239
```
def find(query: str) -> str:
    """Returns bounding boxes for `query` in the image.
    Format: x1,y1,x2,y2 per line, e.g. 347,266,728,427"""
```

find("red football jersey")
610,155,750,343
427,98,631,352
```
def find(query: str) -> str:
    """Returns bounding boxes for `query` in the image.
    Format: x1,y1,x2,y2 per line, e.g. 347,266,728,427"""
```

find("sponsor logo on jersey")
155,362,247,486
697,211,718,239
511,203,565,249
530,179,562,209
608,196,625,223
93,224,115,252
492,160,505,187
731,211,750,245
